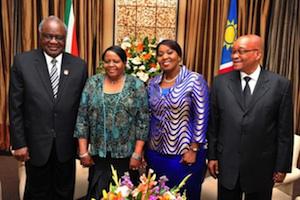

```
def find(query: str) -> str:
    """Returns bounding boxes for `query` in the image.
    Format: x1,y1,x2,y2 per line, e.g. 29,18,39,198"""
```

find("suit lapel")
56,53,70,103
34,50,55,100
228,71,244,110
246,69,270,112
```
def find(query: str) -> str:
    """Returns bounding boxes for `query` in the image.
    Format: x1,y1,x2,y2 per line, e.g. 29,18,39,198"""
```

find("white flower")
131,57,142,65
139,65,146,70
136,71,149,82
126,62,131,69
115,185,131,197
122,36,131,42
148,63,160,73
133,66,138,71
121,42,131,50
148,44,157,48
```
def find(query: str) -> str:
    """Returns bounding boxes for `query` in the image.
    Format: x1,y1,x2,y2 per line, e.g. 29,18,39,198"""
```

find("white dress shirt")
44,52,63,79
240,65,261,94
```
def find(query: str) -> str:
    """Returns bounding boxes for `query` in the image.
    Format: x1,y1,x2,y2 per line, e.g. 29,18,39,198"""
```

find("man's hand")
273,172,286,183
12,147,30,162
208,160,219,179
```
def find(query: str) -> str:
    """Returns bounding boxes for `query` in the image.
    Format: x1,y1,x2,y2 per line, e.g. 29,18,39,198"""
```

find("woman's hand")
79,153,94,167
129,157,142,170
180,149,197,166
130,140,146,170
129,152,143,170
77,138,94,167
180,143,199,166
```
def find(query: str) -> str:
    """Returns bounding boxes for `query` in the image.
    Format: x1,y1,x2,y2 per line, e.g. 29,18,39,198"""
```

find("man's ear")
256,50,262,61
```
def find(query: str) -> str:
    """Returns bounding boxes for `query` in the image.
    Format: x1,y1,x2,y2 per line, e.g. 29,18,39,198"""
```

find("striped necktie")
50,59,59,98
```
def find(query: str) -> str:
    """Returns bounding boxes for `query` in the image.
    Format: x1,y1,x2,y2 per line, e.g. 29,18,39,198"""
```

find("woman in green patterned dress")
74,46,149,200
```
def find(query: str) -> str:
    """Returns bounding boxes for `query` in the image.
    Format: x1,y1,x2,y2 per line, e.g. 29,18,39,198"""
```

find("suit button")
51,129,56,137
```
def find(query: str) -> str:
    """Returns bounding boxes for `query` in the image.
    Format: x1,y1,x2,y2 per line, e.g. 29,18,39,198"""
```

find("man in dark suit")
9,16,87,199
208,34,293,200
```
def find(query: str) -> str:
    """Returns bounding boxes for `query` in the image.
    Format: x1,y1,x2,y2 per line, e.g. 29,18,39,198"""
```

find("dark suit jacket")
9,49,88,166
208,69,293,192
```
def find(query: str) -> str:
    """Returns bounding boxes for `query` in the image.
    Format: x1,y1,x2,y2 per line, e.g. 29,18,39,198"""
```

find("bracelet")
131,152,142,161
79,152,89,158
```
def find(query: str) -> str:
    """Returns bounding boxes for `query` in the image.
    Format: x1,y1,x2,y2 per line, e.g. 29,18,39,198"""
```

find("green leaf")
171,174,192,194
136,191,143,200
111,165,119,187
151,37,156,44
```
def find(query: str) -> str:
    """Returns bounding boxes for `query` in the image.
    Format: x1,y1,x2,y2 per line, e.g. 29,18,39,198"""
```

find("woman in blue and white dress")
146,40,209,200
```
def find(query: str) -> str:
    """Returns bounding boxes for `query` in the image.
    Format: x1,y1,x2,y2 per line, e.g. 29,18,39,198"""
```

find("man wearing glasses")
9,16,87,199
208,34,293,200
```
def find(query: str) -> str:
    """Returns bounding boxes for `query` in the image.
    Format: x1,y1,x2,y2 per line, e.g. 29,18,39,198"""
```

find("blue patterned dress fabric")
74,74,149,158
146,65,209,200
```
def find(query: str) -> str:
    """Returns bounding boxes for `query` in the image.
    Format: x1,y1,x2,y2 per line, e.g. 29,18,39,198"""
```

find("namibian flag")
219,0,237,74
64,0,79,56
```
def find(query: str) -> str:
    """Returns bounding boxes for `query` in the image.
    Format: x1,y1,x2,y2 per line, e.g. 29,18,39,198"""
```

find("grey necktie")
50,59,59,98
243,76,251,107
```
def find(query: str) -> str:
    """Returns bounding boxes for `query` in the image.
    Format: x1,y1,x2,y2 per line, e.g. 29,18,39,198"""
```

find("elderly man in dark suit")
208,34,293,200
9,16,87,199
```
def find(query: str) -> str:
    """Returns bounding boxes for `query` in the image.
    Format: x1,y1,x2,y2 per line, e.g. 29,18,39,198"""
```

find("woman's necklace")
104,75,125,93
106,75,124,85
102,75,126,139
164,74,178,83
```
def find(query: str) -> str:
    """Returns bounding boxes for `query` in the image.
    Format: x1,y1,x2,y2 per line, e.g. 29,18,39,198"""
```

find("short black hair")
102,46,127,63
156,39,182,57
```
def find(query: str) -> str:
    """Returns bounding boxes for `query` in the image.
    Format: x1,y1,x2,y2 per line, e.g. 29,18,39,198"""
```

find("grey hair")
38,15,67,33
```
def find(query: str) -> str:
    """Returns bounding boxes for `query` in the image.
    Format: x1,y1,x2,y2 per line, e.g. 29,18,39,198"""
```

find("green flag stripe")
64,0,72,26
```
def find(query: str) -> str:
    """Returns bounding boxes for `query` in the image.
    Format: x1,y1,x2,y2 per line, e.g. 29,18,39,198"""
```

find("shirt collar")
240,65,261,81
44,52,63,66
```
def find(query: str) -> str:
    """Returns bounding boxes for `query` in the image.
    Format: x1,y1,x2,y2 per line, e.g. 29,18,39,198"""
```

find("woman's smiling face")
157,44,181,73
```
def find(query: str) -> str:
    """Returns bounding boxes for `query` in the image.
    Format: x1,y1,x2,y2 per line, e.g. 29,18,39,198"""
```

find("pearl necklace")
164,74,178,83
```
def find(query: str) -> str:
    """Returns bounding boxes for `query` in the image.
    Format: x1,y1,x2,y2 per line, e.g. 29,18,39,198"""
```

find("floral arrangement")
99,166,190,200
120,36,161,82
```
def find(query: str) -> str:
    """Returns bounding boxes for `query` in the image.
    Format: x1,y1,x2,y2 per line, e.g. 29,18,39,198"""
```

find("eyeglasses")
41,33,65,42
232,49,258,55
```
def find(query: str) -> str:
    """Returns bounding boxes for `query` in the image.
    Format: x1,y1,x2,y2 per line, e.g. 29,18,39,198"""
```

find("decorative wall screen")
114,0,178,44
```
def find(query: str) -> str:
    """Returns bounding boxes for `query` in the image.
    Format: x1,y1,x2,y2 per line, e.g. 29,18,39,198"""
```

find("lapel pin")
63,70,69,75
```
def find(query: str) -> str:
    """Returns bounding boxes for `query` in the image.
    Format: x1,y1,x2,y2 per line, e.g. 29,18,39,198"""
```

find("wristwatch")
189,146,199,152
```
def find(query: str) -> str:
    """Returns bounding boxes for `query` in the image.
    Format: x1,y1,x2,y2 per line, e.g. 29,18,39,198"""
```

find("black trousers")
218,177,274,200
86,153,139,200
24,141,75,200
